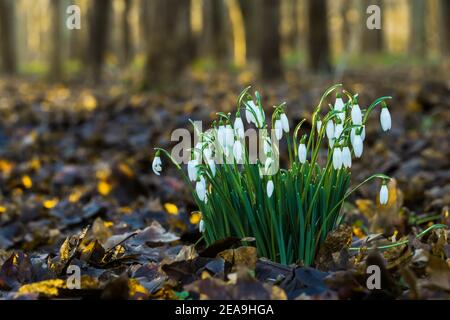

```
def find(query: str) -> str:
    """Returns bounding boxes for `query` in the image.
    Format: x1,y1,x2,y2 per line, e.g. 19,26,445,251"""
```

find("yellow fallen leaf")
17,279,66,297
43,198,59,209
0,159,14,175
69,189,82,202
118,163,134,177
98,181,112,196
22,175,32,189
190,211,202,224
164,203,179,215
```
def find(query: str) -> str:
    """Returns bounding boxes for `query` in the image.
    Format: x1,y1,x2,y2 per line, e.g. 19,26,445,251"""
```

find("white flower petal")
274,120,283,140
380,184,389,205
326,121,335,140
280,113,289,132
353,135,363,158
266,180,274,198
152,156,162,175
380,108,391,131
333,148,342,169
351,104,362,125
298,143,307,164
188,159,198,181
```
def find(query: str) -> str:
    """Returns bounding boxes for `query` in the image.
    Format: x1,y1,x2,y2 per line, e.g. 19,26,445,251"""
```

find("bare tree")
121,0,132,65
0,0,17,75
307,0,331,73
259,0,282,80
143,0,193,87
201,0,228,63
441,0,450,55
409,0,426,58
49,0,63,81
361,0,384,53
87,0,112,84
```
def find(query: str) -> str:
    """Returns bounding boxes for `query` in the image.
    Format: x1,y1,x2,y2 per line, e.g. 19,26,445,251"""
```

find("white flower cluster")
152,89,393,232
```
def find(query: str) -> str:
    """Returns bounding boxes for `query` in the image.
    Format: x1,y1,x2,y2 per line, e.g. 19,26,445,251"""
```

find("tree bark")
49,0,63,81
361,0,384,53
121,0,132,65
0,0,17,75
87,0,112,84
144,0,193,87
259,0,282,80
201,0,228,63
441,0,450,55
307,0,332,73
409,0,426,58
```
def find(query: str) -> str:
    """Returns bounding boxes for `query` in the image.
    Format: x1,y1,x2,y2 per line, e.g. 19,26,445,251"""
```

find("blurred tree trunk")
259,0,282,80
87,0,112,84
307,0,331,73
441,0,450,55
49,0,63,81
144,0,193,87
239,0,258,60
0,0,17,75
201,0,228,63
409,0,426,58
361,0,384,53
121,0,132,65
285,0,299,54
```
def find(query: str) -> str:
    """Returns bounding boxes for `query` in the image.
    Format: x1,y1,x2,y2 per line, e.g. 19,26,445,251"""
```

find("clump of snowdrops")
153,84,393,265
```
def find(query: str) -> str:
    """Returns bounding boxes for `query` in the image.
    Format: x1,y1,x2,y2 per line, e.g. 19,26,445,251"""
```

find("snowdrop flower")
380,104,391,131
332,147,343,170
351,103,362,125
152,152,162,176
203,146,213,161
334,122,343,140
329,138,335,148
266,179,274,198
207,158,216,177
379,183,389,205
234,116,245,139
196,176,207,202
199,219,205,233
342,146,352,168
326,120,335,140
264,157,273,174
298,143,307,164
334,94,345,122
361,125,366,141
352,134,363,158
187,158,198,181
316,119,322,134
263,137,272,155
274,118,283,140
245,101,265,128
233,139,243,163
280,112,289,133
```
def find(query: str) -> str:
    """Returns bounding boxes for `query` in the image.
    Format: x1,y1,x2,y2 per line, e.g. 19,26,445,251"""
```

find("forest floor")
0,68,449,300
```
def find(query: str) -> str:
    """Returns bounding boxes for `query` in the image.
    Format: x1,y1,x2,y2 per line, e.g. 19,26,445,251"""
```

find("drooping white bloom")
334,97,345,112
207,158,216,176
152,156,162,175
361,125,366,141
263,137,271,155
188,159,198,181
351,103,362,125
352,134,363,158
264,157,273,174
225,125,234,148
342,146,352,168
334,123,343,139
329,137,335,148
203,146,212,161
316,120,322,134
274,119,283,140
199,219,205,233
280,113,289,133
266,180,274,198
234,116,245,139
380,107,391,131
334,97,346,122
332,147,343,169
245,101,265,128
217,125,226,149
326,121,335,140
233,139,243,163
196,176,207,202
379,184,389,205
298,143,307,164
